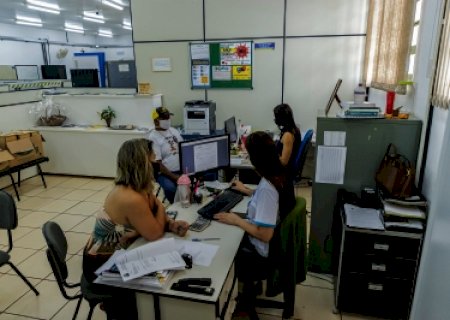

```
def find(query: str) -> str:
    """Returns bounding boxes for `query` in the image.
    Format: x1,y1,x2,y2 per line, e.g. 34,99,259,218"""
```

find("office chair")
42,221,112,320
0,190,39,296
256,196,308,318
293,129,314,185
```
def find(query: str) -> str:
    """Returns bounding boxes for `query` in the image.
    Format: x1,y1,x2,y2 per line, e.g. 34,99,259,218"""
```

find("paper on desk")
344,204,385,230
175,239,219,267
116,251,185,282
315,146,346,184
382,201,426,219
95,249,126,276
204,180,230,190
230,158,243,166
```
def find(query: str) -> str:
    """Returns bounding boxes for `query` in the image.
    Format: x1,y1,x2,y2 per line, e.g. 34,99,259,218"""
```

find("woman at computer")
214,131,295,319
273,103,301,180
82,138,189,319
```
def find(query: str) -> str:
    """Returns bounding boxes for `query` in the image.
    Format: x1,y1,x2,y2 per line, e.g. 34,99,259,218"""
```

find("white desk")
100,199,246,320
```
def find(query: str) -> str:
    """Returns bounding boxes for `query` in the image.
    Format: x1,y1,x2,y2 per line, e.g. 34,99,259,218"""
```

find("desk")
99,199,246,320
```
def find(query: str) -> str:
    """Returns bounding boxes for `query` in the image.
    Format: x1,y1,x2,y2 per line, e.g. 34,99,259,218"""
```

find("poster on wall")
190,41,253,89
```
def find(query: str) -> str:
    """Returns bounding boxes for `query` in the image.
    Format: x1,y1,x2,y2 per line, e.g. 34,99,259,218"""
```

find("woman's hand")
169,220,190,237
231,180,252,196
214,212,241,226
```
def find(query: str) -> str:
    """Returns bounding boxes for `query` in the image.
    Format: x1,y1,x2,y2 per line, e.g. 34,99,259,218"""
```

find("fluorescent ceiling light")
99,28,112,35
27,5,60,14
27,0,60,10
110,0,125,5
84,11,104,19
98,32,113,38
83,16,105,24
103,0,123,10
122,24,132,30
65,28,84,34
123,20,131,26
16,15,42,23
65,22,83,30
16,20,43,27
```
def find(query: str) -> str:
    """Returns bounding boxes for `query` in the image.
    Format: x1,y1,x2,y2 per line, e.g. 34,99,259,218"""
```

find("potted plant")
98,106,116,127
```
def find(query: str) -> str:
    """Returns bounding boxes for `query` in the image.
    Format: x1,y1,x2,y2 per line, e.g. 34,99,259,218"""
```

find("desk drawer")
338,273,412,319
344,232,420,259
342,254,417,279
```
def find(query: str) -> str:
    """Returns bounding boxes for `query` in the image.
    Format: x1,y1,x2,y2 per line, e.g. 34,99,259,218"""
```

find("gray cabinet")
309,115,422,273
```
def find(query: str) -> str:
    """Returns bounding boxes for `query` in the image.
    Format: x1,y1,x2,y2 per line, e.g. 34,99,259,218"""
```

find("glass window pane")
408,54,415,75
412,25,419,46
415,1,422,23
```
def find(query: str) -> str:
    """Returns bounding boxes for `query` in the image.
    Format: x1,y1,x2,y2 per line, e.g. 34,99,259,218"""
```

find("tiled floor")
0,175,378,320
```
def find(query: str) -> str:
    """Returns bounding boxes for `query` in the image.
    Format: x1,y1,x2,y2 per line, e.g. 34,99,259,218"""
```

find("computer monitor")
41,65,67,79
224,116,237,143
179,134,230,176
325,79,343,116
70,69,99,87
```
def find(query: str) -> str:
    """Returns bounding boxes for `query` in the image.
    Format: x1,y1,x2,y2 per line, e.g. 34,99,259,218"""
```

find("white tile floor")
0,175,379,320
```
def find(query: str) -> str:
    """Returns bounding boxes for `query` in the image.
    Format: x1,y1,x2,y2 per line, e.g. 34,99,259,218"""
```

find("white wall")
131,0,368,132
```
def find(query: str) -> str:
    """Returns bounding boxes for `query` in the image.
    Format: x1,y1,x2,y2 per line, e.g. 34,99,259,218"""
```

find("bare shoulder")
282,131,294,142
106,186,147,211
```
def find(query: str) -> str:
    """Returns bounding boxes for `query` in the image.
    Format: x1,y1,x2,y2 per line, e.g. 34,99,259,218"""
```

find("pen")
191,238,221,242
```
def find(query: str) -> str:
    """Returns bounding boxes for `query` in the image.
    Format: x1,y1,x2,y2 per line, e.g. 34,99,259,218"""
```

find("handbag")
375,144,415,199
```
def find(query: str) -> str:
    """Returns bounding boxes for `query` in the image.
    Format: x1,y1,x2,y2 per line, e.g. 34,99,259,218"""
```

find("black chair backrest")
42,221,69,281
0,191,18,230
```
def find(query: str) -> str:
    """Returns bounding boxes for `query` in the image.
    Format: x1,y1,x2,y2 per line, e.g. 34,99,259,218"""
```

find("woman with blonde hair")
83,138,189,319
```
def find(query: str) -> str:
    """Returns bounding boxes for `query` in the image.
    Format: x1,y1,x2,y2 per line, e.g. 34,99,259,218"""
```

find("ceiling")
0,0,132,37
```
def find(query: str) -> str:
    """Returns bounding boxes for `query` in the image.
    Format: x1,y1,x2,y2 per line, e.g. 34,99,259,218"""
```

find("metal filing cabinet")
334,207,423,319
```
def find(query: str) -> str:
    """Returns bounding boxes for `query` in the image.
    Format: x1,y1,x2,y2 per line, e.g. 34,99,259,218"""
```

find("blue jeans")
157,174,177,203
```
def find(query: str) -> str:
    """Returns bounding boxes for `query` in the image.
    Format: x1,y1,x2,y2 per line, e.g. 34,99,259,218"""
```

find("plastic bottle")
176,174,191,208
354,83,366,103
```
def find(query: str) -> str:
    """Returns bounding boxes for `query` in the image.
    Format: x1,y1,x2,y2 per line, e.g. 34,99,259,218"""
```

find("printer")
183,100,216,135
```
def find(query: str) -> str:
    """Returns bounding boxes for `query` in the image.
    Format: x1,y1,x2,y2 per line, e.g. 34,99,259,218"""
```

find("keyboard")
198,189,244,219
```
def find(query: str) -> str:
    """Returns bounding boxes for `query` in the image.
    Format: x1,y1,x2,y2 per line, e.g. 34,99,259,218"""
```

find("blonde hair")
115,138,154,194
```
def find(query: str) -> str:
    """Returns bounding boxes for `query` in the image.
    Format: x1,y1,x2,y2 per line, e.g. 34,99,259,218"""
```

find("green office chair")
256,196,308,318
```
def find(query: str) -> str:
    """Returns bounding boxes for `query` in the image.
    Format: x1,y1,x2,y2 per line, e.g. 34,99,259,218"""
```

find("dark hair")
115,138,155,193
274,103,299,134
245,131,286,189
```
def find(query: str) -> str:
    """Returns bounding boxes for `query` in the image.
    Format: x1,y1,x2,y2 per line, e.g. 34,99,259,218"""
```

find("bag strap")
384,143,397,156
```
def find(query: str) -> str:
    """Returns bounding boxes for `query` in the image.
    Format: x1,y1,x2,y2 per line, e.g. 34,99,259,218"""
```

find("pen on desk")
191,238,221,242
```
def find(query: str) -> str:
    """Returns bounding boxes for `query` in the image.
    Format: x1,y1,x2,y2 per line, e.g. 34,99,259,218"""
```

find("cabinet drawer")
344,232,420,259
342,254,418,279
338,273,413,319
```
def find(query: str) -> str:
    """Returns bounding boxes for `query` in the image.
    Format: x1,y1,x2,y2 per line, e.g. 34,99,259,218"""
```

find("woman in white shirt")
215,131,295,319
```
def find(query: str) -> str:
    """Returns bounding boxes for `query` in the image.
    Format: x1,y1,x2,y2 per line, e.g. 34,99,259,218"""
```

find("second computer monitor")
179,134,230,175
224,116,237,143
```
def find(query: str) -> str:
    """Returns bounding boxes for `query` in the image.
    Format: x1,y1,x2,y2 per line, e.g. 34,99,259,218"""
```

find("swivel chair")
42,221,112,320
0,190,39,295
294,129,314,185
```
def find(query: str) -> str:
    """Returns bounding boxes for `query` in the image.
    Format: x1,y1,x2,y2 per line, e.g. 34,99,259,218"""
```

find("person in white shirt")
148,107,183,203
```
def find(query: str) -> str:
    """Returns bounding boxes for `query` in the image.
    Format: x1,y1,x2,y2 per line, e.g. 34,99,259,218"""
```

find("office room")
0,0,449,319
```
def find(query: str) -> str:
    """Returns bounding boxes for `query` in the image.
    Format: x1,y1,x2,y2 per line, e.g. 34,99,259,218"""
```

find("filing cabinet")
334,207,423,319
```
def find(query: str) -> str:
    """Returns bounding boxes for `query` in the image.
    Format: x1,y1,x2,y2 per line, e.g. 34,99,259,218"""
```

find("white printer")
183,100,216,135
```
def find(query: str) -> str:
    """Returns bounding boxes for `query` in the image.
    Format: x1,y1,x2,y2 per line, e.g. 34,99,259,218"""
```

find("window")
408,1,422,77
363,0,416,93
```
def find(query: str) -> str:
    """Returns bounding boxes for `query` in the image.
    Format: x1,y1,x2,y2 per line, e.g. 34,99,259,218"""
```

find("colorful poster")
192,65,210,87
220,42,252,65
232,65,252,80
212,66,231,81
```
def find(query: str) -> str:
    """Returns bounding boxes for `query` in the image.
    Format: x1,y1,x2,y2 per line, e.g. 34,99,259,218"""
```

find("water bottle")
354,83,366,103
176,174,191,208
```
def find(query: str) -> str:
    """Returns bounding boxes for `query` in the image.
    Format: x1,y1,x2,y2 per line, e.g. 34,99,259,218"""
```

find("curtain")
432,1,450,109
363,0,415,94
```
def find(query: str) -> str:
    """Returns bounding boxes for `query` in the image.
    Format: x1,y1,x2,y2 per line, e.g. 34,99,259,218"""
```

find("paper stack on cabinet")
344,204,385,230
382,200,426,231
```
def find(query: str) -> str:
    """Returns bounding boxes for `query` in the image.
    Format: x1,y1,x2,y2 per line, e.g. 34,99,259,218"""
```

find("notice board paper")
324,131,346,146
315,146,347,184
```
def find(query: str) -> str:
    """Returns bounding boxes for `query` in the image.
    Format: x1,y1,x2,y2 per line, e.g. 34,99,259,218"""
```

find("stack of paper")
344,204,385,230
382,201,426,219
382,200,426,231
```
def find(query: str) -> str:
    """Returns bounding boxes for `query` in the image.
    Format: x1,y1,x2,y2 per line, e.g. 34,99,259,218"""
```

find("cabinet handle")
371,263,386,272
368,283,384,291
374,243,389,251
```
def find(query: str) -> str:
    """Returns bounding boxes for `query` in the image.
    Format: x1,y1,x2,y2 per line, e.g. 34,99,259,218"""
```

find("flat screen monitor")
179,134,230,176
224,116,237,143
70,69,99,87
41,65,67,79
325,79,343,116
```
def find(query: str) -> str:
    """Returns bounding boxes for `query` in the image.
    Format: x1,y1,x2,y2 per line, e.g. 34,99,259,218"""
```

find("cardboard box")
0,130,45,161
6,137,37,167
0,149,14,171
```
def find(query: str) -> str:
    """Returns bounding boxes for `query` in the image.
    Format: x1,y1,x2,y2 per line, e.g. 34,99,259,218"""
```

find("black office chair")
293,129,314,185
0,190,39,295
256,196,308,318
42,221,112,320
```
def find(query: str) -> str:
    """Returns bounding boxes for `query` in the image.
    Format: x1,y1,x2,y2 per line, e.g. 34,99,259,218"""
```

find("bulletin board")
190,41,253,89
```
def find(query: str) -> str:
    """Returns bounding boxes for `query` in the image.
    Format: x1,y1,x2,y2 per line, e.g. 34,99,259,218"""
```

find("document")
344,204,385,230
194,142,218,172
174,239,219,267
382,201,426,219
315,146,347,184
324,131,346,146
